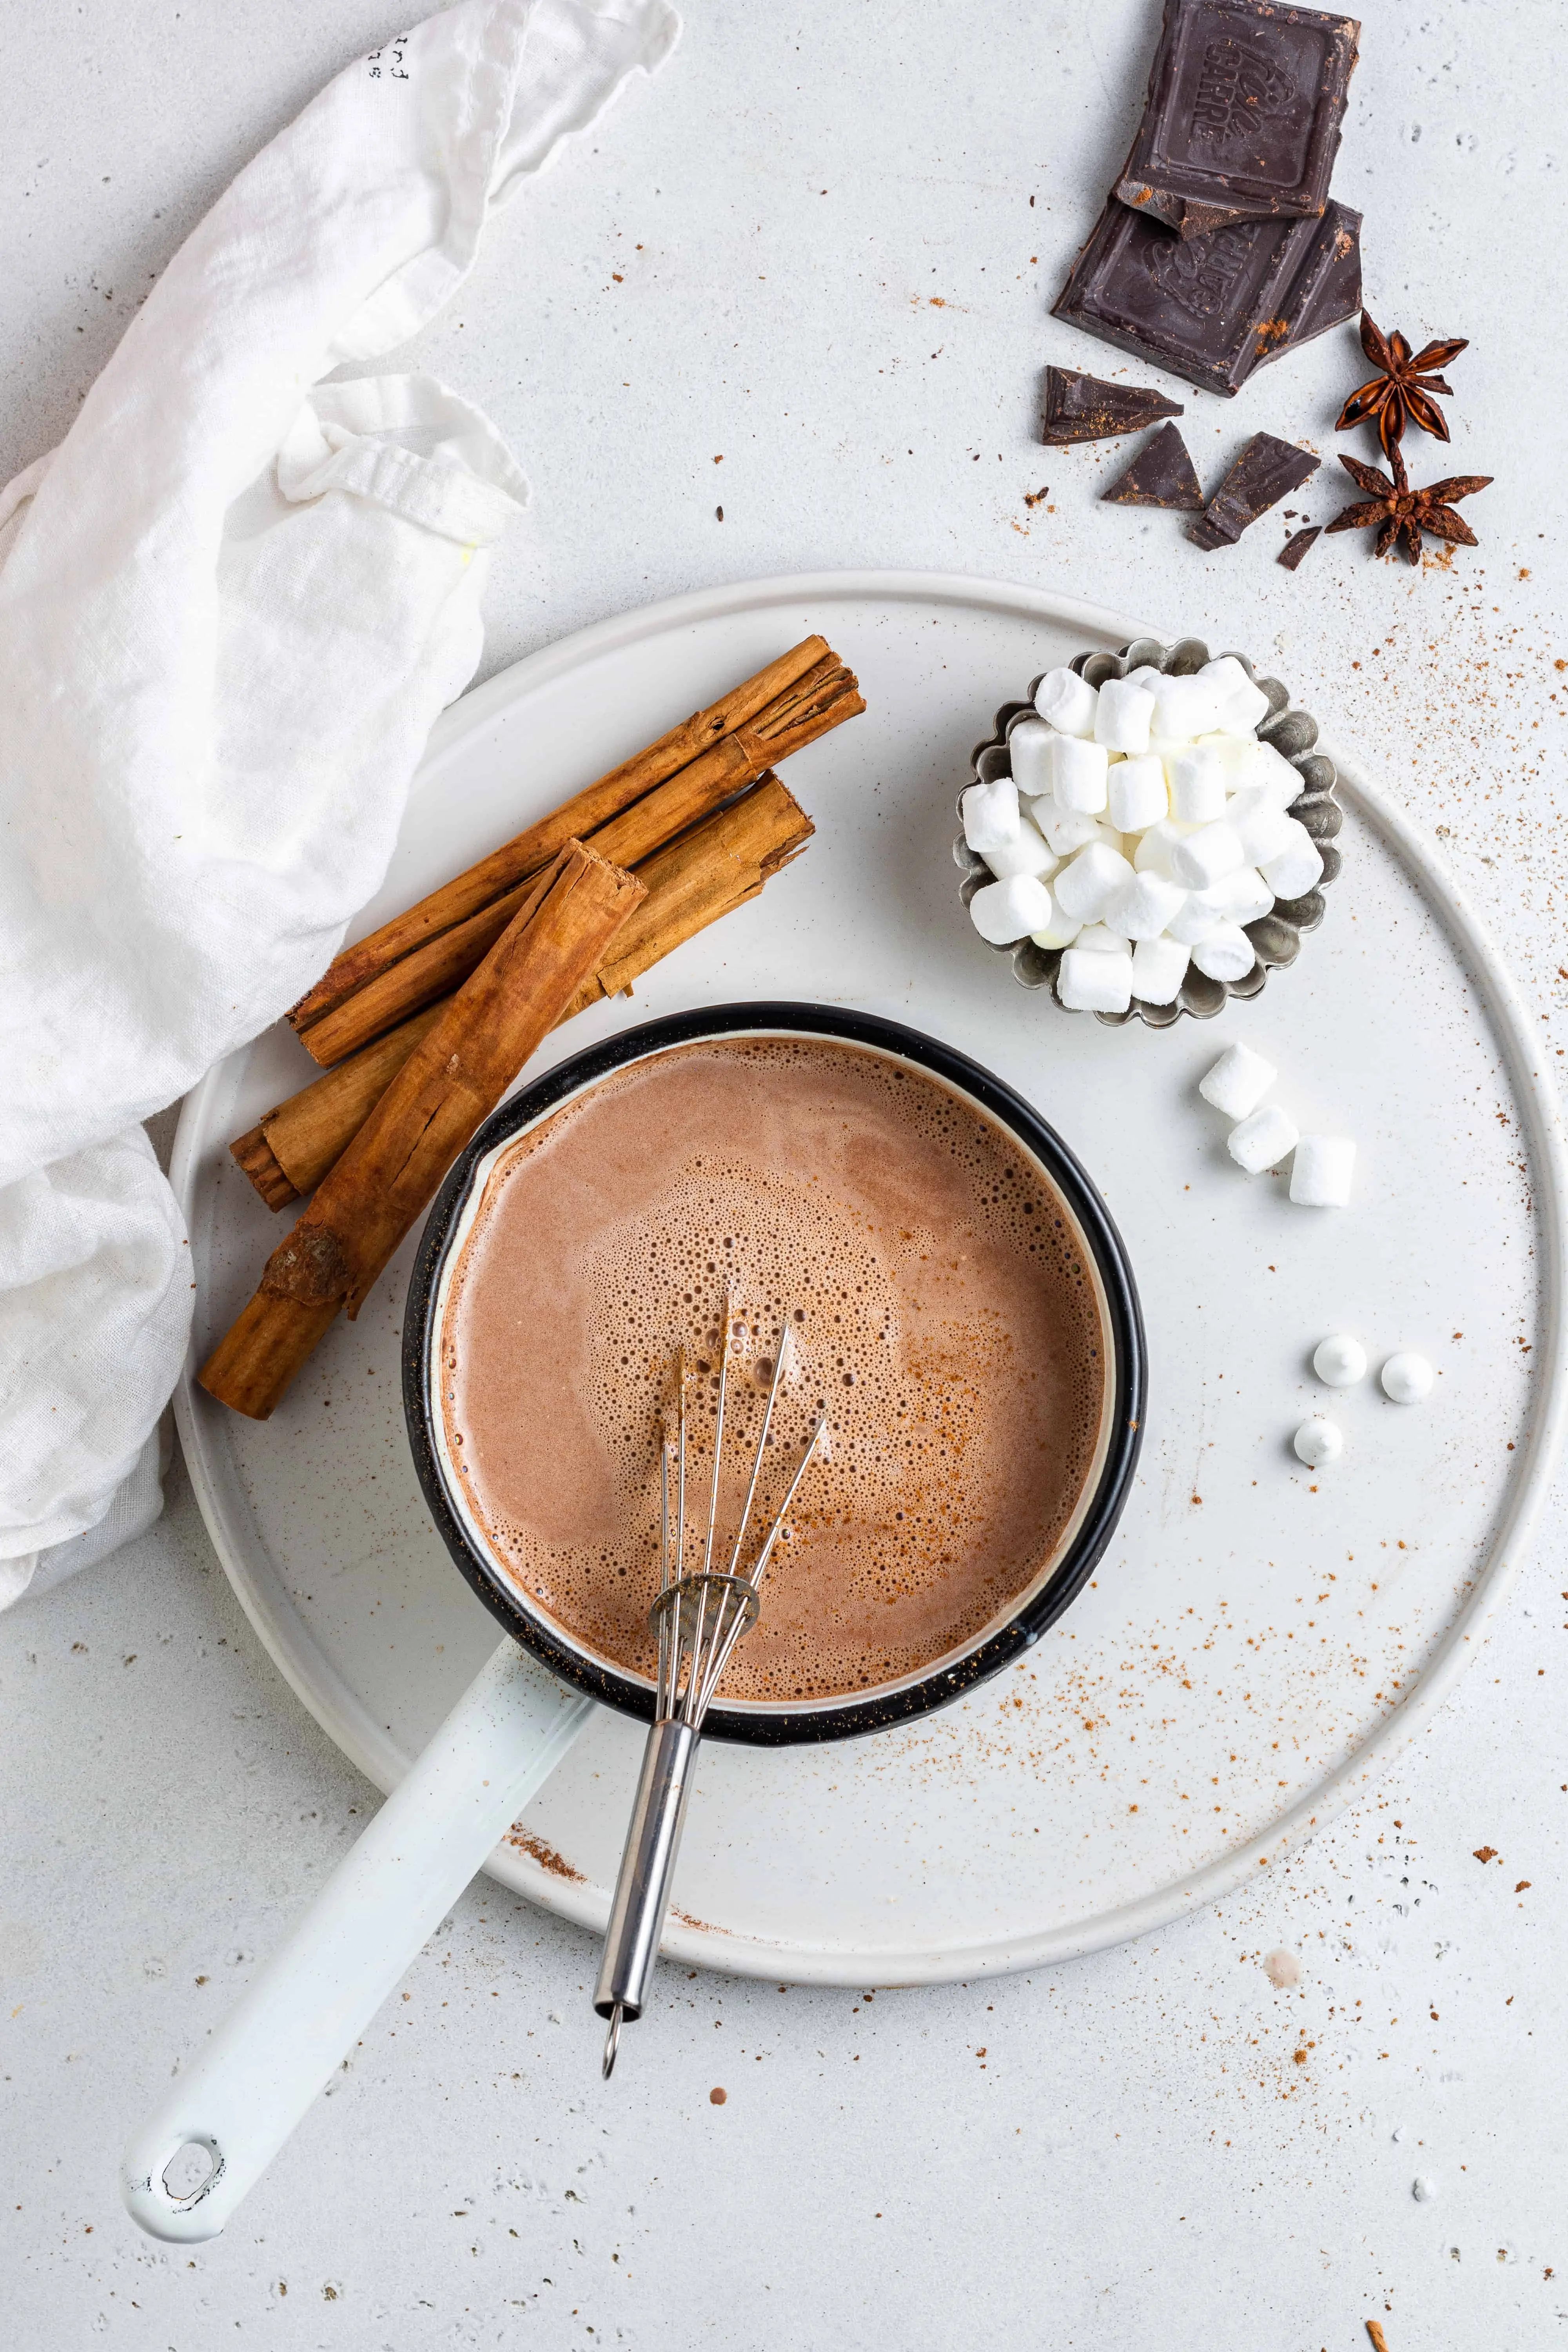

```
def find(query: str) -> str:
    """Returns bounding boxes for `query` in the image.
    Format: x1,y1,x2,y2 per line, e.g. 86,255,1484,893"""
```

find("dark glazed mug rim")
403,1001,1145,1747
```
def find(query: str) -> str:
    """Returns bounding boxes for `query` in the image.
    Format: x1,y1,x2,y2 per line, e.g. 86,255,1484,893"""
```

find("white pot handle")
121,1641,595,2241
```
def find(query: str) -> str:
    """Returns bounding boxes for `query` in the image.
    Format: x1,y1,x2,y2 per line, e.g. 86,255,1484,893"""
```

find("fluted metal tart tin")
953,635,1342,1028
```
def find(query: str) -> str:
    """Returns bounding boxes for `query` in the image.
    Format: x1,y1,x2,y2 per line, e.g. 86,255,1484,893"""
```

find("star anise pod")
1336,312,1468,459
1323,446,1492,565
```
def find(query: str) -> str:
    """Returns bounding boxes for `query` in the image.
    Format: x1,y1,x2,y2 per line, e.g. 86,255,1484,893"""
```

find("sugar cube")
1289,1135,1356,1207
1169,820,1245,891
983,812,1058,882
1050,732,1111,814
961,776,1020,854
1165,743,1228,824
1131,934,1190,1004
1150,672,1225,742
968,871,1054,945
1034,667,1098,739
1054,840,1134,923
1107,869,1186,941
1198,1041,1277,1119
1108,752,1168,834
1007,716,1054,799
1227,1102,1299,1173
1260,821,1325,902
1191,920,1257,983
1094,675,1156,755
1058,944,1134,1013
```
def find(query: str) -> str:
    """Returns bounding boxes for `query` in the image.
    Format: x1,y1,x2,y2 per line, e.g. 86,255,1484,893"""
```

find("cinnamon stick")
230,776,813,1208
287,635,838,1035
200,841,644,1420
292,656,859,1067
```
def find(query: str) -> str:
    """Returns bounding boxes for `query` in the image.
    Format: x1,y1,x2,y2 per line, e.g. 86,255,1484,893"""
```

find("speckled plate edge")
170,570,1568,1984
953,636,1343,1027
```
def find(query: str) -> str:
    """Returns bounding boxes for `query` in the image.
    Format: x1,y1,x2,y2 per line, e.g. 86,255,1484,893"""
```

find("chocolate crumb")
709,2086,727,2105
1278,525,1322,571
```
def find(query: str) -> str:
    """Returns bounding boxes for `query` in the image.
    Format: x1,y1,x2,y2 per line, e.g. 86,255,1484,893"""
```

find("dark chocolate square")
1115,0,1360,238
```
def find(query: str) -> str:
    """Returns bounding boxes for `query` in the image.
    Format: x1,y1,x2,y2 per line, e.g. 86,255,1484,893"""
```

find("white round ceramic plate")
172,570,1566,1986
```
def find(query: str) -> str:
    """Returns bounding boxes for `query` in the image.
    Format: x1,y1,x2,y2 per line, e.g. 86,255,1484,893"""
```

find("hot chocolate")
438,1037,1111,1704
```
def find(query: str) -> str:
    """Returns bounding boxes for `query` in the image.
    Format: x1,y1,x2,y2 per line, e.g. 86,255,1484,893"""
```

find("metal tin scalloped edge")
953,636,1342,1029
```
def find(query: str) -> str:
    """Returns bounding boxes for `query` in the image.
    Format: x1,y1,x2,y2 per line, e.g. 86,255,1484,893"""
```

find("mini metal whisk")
593,1304,824,2078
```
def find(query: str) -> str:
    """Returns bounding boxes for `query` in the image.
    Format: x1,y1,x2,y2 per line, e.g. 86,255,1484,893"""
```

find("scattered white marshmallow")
1007,715,1055,798
1227,1102,1300,1173
1290,1135,1356,1207
1260,821,1325,903
1313,1333,1367,1387
1165,742,1228,825
1191,920,1257,983
1381,1351,1434,1405
1199,1041,1277,1120
1054,840,1134,923
1050,731,1111,813
1094,674,1156,755
1131,933,1190,1004
1108,752,1169,834
961,776,1021,855
982,813,1058,882
1169,818,1245,891
1294,1416,1343,1466
1034,666,1098,739
1412,2176,1439,2204
968,870,1055,945
1058,944,1134,1013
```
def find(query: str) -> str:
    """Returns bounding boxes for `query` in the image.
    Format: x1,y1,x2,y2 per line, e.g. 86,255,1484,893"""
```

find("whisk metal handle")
593,1717,700,2071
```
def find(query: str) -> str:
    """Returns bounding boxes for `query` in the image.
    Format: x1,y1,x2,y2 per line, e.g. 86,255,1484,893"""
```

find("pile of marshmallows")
962,655,1325,1015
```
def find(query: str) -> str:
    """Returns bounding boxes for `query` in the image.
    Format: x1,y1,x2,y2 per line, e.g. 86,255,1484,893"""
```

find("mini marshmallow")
1131,933,1190,1004
1226,785,1296,865
1195,866,1273,926
1073,921,1131,953
1164,892,1223,946
1227,1102,1298,1172
1260,820,1325,903
1150,671,1225,742
1228,738,1302,808
1165,743,1228,825
1034,666,1098,739
1094,674,1156,755
961,776,1021,855
1381,1350,1434,1405
1133,816,1197,876
1007,716,1054,799
1054,840,1134,923
1107,868,1186,940
1200,654,1272,737
1028,882,1081,951
1293,1416,1343,1467
1050,731,1111,813
983,813,1058,882
1313,1333,1367,1387
1170,820,1245,890
1192,920,1258,983
1058,944,1134,1013
1108,752,1168,834
1038,800,1104,857
1289,1134,1356,1207
968,870,1055,945
1198,1040,1277,1119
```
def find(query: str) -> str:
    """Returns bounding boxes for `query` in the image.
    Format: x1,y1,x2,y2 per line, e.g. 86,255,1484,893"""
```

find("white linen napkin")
0,0,679,1606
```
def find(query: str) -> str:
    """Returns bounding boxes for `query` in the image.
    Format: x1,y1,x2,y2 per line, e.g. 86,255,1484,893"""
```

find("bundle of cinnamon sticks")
201,637,862,1419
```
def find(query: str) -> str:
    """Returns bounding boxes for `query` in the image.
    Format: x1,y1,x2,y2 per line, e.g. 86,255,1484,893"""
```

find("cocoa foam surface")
439,1038,1110,1704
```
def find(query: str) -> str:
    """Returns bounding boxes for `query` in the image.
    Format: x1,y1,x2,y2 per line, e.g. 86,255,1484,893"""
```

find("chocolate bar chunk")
1102,423,1205,510
1052,197,1361,397
1187,433,1319,548
1042,367,1184,444
1115,0,1360,239
1278,524,1321,568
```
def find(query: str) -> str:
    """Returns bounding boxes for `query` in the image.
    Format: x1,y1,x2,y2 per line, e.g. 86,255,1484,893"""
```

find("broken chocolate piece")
1187,433,1319,548
1041,367,1185,444
1053,198,1361,397
1102,423,1205,510
1278,524,1321,568
1114,0,1360,239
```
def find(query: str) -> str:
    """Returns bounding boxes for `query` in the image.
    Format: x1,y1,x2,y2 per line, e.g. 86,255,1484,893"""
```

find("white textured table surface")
4,4,1566,2346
